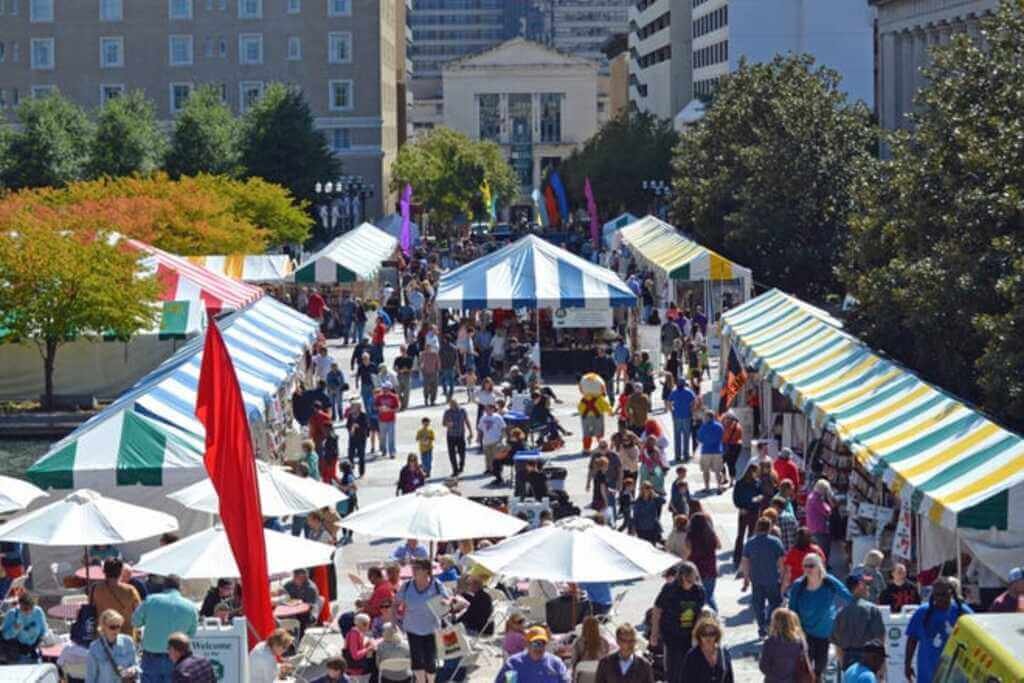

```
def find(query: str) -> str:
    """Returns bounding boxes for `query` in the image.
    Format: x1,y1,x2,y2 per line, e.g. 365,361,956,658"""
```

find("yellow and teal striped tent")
617,216,753,294
722,289,1024,534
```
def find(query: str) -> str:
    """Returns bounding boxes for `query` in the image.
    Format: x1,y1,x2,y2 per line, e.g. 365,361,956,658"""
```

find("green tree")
671,54,878,301
0,218,160,409
560,111,678,217
840,1,1024,429
390,127,518,230
166,85,241,179
192,174,312,247
90,90,167,178
1,93,94,189
240,84,339,204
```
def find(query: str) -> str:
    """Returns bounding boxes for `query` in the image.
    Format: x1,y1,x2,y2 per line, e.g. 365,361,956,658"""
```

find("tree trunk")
43,340,57,411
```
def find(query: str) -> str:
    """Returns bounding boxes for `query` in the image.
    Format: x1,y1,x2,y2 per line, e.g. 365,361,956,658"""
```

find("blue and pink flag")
399,184,413,257
585,177,600,249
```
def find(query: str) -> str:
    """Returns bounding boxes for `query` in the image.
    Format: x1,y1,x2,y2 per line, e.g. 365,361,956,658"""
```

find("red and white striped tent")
127,239,264,314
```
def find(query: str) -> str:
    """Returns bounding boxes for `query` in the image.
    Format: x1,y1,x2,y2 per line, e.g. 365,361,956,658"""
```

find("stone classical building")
441,38,601,202
0,0,407,217
872,0,997,131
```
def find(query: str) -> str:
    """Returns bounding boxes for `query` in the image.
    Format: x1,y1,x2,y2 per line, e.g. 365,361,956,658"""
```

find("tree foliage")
390,127,519,228
839,1,1024,429
0,92,94,189
671,55,878,301
0,219,160,408
0,174,311,255
560,111,678,217
166,85,241,179
90,90,167,179
240,83,340,204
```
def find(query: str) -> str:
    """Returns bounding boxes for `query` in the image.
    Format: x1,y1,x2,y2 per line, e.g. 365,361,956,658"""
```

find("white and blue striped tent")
436,234,636,310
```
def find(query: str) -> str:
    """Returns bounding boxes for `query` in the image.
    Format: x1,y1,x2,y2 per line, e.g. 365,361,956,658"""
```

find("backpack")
70,600,98,646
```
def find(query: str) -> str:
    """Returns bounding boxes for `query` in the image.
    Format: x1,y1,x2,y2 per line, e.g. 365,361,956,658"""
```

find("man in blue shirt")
579,582,613,616
844,641,885,683
696,410,726,492
389,539,429,563
495,626,570,682
740,516,786,638
668,382,697,463
133,575,199,683
905,577,972,683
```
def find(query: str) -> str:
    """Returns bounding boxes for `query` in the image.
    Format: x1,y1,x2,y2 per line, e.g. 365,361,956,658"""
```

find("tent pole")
955,530,962,585
536,309,541,377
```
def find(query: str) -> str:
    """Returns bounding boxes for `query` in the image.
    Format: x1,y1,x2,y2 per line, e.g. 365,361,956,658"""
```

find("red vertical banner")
195,316,276,648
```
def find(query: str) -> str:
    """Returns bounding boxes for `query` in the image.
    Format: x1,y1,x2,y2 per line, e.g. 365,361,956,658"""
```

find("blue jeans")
353,321,366,343
751,583,781,634
672,415,692,462
360,386,374,412
703,577,718,613
440,368,456,399
328,390,344,419
421,449,433,476
141,651,173,683
380,420,396,457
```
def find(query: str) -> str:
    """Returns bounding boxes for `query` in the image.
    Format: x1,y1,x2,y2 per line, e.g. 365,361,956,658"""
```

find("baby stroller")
536,416,569,452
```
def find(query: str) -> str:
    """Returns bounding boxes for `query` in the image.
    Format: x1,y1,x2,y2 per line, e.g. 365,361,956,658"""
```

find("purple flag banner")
399,184,413,257
585,177,600,250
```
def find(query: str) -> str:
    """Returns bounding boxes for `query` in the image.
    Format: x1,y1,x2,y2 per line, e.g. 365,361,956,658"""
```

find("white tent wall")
0,335,190,402
20,467,212,597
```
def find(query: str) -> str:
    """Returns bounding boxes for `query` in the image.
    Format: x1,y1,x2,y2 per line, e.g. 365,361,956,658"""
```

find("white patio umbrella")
467,516,680,583
338,484,528,541
167,461,346,517
0,489,178,547
0,475,47,515
133,525,335,580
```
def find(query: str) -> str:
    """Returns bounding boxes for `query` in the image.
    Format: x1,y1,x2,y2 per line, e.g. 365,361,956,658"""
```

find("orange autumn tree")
0,173,311,255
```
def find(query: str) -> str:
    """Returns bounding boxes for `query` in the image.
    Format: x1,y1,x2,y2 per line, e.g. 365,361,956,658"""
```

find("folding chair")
597,589,628,624
377,657,412,681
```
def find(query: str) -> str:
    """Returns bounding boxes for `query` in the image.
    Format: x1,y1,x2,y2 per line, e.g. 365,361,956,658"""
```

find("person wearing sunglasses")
787,553,853,679
680,616,734,682
86,609,139,682
594,623,654,683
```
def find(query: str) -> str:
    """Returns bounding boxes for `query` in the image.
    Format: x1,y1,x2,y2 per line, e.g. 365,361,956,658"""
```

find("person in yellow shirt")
416,417,436,477
91,558,141,639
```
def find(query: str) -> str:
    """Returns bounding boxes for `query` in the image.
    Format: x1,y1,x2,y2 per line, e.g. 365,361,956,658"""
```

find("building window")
239,33,263,64
30,38,54,70
100,37,124,68
288,36,302,61
508,93,532,144
0,42,5,63
11,0,18,15
328,79,353,111
287,0,300,12
218,36,227,56
238,0,261,18
328,32,351,64
0,90,5,109
328,128,351,151
12,42,19,63
327,0,350,16
29,0,52,22
239,80,264,112
478,94,499,142
169,35,193,65
540,93,561,144
100,0,123,21
31,85,55,98
100,83,125,104
169,0,192,19
170,82,193,113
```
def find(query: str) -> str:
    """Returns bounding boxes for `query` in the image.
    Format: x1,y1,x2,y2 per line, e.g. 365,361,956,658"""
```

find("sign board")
552,307,613,329
858,502,896,524
893,497,913,561
638,325,662,373
193,617,249,683
882,606,916,683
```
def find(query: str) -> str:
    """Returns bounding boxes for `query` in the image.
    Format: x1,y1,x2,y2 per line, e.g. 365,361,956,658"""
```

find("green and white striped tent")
27,409,205,491
722,289,1024,539
292,223,398,284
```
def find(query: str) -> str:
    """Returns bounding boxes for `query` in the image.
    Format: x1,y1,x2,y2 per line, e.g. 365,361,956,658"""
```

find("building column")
499,93,509,142
912,29,928,113
900,30,915,129
880,31,898,131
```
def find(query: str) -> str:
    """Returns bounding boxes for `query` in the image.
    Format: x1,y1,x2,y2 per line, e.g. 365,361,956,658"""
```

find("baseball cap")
845,571,874,590
1008,567,1024,583
525,626,549,644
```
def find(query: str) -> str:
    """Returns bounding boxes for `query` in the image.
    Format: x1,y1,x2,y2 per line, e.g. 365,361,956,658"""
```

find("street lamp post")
641,179,672,220
313,176,376,238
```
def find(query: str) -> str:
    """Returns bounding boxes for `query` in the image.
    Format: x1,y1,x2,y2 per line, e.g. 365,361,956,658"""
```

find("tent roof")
57,296,318,444
602,213,637,248
435,234,636,310
722,289,1024,532
185,254,294,282
128,239,264,313
293,223,398,283
618,215,752,286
